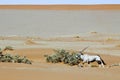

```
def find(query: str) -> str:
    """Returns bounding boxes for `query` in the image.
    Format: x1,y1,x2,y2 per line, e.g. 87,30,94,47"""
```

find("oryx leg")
78,63,83,67
78,61,85,67
97,60,104,68
101,61,104,68
81,60,87,67
88,61,91,67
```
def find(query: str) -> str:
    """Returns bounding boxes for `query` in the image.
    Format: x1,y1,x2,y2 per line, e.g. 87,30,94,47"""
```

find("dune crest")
0,5,120,10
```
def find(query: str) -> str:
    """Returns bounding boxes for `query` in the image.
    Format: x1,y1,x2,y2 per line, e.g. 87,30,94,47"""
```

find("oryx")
76,47,106,67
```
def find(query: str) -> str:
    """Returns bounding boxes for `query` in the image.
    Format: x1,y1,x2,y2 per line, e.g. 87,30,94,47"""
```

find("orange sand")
0,5,120,10
0,48,120,80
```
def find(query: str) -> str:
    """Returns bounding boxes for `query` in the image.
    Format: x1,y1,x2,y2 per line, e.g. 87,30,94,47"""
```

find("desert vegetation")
0,53,32,64
0,47,32,64
3,46,14,51
44,49,81,66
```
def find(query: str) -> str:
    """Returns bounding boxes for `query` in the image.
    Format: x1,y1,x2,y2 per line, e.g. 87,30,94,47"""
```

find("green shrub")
67,53,80,66
45,49,80,66
0,54,13,62
0,53,32,64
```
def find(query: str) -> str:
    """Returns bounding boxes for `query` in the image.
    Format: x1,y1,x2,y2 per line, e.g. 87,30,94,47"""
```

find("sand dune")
0,5,120,10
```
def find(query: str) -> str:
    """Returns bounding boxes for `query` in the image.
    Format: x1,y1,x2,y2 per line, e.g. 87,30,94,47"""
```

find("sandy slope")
0,47,120,80
0,48,120,80
0,62,120,80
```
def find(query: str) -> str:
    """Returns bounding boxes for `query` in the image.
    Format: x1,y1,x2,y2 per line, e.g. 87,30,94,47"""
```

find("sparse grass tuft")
91,65,98,67
75,36,80,38
4,46,14,51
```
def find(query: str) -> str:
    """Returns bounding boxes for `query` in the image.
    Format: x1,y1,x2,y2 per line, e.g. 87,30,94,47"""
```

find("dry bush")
74,36,80,38
25,39,37,45
90,31,98,34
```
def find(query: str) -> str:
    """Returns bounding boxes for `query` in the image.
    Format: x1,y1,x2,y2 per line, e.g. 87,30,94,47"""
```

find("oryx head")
76,46,89,58
75,53,81,59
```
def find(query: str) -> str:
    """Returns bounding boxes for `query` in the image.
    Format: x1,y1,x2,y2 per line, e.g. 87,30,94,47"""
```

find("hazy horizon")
0,9,120,37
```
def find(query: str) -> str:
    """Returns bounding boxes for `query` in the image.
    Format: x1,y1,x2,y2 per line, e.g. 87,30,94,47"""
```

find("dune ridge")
0,5,120,10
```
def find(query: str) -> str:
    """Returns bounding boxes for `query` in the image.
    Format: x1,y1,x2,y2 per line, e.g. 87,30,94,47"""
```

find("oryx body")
76,47,106,67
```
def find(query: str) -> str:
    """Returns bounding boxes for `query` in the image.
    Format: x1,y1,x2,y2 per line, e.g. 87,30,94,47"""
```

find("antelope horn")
80,46,89,52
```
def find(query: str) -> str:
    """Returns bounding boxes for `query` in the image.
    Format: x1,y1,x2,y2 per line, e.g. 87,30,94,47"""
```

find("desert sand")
0,5,120,80
0,33,120,80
